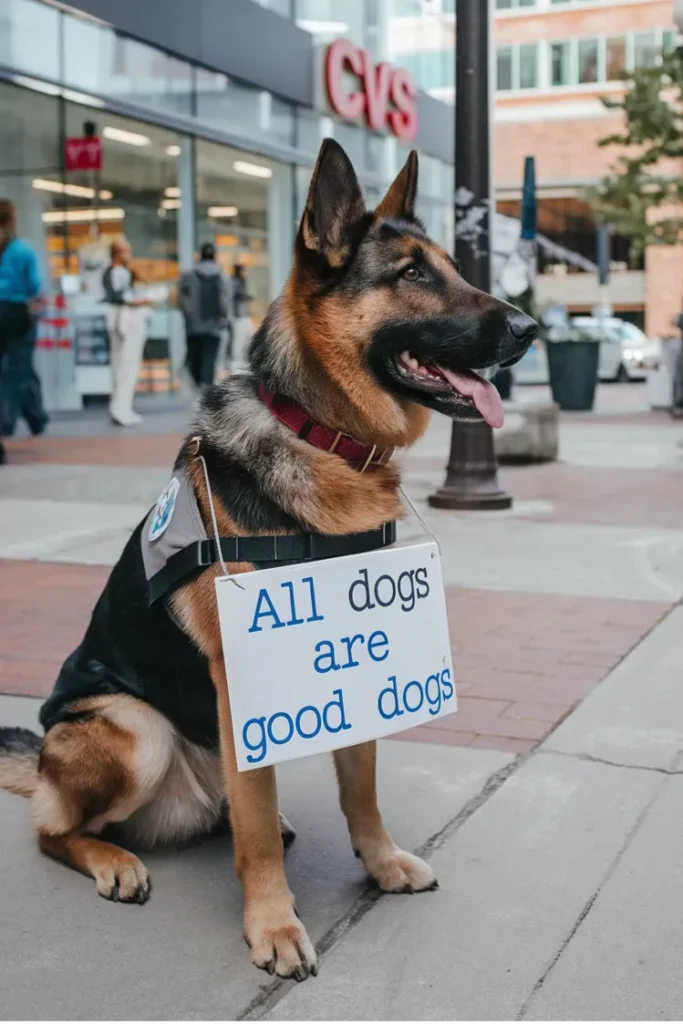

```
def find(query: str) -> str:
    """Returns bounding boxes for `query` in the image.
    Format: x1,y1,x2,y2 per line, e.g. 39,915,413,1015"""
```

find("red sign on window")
64,136,102,172
325,39,418,142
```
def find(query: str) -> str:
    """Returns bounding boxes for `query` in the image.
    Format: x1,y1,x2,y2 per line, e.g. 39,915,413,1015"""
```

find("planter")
546,340,600,411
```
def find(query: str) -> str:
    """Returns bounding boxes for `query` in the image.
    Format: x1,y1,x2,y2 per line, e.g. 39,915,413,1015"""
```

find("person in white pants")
103,241,151,427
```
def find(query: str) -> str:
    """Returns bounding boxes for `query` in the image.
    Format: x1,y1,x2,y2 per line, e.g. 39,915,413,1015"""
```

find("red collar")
259,384,394,472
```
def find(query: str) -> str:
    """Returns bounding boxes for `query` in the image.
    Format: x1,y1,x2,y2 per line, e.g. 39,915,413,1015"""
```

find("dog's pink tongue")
439,367,504,428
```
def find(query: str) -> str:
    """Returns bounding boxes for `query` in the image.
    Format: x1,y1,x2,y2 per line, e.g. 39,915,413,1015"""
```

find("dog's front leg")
211,658,317,981
334,742,437,893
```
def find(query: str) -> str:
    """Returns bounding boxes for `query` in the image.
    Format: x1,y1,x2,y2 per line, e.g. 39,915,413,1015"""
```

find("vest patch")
149,477,181,542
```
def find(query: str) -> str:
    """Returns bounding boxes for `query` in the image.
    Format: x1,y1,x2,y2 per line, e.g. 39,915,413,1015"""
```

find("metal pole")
428,0,512,511
84,120,99,241
596,223,611,315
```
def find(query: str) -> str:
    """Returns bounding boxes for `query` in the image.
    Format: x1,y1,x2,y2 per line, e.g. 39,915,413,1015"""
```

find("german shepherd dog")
0,140,536,981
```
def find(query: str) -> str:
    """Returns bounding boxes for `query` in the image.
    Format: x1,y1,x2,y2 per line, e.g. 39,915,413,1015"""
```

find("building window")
496,44,538,91
496,47,513,91
501,28,675,94
0,0,60,83
0,79,61,282
633,31,660,70
578,38,598,84
663,30,677,53
396,50,454,94
63,14,193,118
496,0,536,9
195,68,294,148
550,42,572,86
606,36,626,81
519,43,538,89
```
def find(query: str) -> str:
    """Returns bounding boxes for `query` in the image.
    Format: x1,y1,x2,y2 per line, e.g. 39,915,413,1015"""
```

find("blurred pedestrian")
229,263,253,374
0,199,48,458
671,311,683,419
103,239,152,426
179,242,231,388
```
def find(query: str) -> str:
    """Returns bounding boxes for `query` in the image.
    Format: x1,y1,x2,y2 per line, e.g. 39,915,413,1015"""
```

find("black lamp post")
428,0,512,511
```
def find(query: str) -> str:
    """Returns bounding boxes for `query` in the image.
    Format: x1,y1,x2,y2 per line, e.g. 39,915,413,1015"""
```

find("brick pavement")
4,433,181,467
396,588,669,753
402,462,683,529
1,388,680,754
0,559,669,754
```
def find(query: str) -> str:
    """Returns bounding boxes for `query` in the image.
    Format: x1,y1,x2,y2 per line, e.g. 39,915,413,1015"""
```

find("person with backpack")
0,199,48,461
179,243,232,389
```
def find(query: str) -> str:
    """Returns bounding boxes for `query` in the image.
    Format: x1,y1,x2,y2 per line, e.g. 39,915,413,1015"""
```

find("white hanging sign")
215,540,456,771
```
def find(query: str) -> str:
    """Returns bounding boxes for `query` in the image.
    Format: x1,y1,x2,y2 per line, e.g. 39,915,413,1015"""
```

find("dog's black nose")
506,310,538,343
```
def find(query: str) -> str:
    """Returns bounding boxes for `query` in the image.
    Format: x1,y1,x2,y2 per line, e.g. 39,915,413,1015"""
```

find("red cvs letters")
325,39,418,142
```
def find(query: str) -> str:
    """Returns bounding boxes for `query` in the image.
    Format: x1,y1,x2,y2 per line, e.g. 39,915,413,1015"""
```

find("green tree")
587,48,683,265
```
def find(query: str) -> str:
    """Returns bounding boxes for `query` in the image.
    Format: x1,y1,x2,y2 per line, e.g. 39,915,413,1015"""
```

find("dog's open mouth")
395,350,504,428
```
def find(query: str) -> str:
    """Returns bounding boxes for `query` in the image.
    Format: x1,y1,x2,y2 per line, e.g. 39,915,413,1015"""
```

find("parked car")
571,317,660,382
514,317,660,385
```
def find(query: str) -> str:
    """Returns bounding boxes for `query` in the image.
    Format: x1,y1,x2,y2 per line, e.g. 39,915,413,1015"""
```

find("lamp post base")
427,419,512,511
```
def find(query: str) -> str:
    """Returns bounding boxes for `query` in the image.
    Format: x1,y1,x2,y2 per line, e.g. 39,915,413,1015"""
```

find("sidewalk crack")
544,748,683,776
238,753,528,1021
516,766,672,1019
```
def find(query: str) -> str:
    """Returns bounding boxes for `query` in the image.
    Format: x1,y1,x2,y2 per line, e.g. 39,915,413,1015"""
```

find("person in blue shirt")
0,199,48,460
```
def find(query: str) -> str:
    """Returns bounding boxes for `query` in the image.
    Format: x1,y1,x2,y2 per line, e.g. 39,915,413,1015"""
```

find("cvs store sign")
324,39,418,142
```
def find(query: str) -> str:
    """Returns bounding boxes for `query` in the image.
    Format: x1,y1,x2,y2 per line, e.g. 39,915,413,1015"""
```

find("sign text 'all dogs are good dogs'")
215,540,455,771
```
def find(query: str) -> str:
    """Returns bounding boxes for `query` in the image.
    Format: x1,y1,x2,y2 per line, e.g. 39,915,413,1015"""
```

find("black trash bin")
546,338,600,411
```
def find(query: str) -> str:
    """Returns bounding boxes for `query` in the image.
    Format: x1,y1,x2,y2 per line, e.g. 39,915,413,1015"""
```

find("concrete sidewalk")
1,606,682,1019
2,383,683,1019
268,605,683,1022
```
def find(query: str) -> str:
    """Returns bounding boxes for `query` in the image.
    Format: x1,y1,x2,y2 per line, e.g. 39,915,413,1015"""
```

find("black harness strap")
148,521,397,605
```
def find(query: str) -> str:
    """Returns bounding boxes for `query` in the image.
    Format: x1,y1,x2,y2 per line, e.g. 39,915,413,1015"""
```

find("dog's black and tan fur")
0,140,536,981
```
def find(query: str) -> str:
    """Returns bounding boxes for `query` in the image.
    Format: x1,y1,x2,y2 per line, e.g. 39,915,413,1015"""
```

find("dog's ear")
299,139,365,269
375,150,419,221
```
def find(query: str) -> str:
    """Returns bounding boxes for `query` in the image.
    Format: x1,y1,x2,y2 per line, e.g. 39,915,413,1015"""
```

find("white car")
572,317,660,382
513,318,660,385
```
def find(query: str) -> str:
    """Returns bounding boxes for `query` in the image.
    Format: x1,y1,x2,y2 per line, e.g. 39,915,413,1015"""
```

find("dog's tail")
0,727,41,797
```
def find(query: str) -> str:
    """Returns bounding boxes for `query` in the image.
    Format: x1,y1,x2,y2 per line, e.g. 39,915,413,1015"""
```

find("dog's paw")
94,851,151,905
244,904,318,982
370,848,438,894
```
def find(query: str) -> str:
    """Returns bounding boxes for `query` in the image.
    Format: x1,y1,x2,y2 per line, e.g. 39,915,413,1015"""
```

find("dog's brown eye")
402,266,421,282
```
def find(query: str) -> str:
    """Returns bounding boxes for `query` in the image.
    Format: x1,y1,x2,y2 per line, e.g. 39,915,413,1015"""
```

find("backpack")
197,271,222,323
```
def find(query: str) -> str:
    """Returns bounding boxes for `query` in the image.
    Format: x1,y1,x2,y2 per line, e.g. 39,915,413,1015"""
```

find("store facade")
0,0,455,407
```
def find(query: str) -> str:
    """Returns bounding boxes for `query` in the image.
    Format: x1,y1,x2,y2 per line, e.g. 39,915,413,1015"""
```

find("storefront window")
0,80,60,284
333,121,366,170
195,68,295,148
296,108,325,155
62,105,183,381
398,50,454,95
365,133,389,177
295,0,365,48
196,140,275,325
63,12,193,118
0,0,60,83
